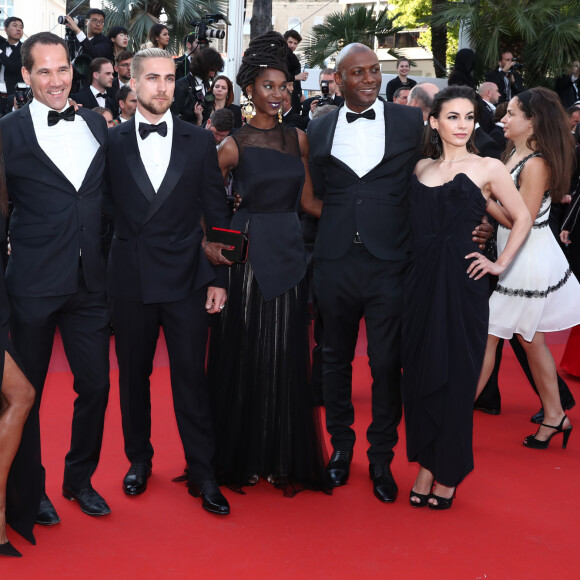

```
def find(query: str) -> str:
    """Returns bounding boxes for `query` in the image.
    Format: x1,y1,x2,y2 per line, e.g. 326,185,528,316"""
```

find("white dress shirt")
331,99,384,178
90,85,106,108
29,98,99,191
134,108,173,193
483,98,496,113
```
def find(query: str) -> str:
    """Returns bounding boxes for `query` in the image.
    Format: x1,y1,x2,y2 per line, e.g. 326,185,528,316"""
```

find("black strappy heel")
523,415,573,449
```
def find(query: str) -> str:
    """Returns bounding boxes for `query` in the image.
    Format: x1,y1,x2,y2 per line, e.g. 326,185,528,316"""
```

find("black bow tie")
346,109,376,123
47,106,76,127
95,92,108,99
138,121,168,140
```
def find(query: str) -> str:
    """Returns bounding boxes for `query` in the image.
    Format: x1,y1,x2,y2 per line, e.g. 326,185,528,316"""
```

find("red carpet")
3,329,579,579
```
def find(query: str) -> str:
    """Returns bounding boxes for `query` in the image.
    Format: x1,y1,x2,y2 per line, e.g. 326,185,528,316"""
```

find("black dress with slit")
1,215,43,544
401,173,488,487
207,123,329,496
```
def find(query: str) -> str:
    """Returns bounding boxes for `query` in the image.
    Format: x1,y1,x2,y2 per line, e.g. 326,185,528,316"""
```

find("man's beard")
138,94,171,116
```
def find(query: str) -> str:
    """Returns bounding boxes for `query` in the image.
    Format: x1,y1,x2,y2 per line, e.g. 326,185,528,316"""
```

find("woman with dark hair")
0,132,39,556
207,31,329,496
202,75,242,128
143,23,170,51
402,85,531,509
475,88,580,445
107,26,128,60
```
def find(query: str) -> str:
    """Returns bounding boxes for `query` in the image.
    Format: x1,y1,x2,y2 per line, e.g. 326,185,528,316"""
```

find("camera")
14,82,31,108
189,14,227,46
316,80,333,106
509,60,524,73
57,15,86,28
194,82,215,111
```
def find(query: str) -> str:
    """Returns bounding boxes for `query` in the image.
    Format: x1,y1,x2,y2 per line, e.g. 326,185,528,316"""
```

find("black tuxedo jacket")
308,99,423,261
0,104,108,297
0,38,23,94
72,86,117,115
555,74,580,108
77,33,114,62
106,115,230,304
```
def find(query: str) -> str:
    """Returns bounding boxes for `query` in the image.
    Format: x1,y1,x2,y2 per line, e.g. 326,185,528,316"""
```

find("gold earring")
278,107,283,124
242,94,255,121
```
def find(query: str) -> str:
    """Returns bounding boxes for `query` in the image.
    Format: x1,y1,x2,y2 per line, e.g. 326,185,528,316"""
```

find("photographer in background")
65,8,114,62
205,107,234,145
284,30,306,113
300,68,343,126
175,34,198,81
485,49,524,103
171,47,224,125
0,17,24,97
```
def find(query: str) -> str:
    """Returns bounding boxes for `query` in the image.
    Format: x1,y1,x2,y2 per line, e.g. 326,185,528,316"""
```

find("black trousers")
9,269,110,491
314,242,406,466
111,288,216,484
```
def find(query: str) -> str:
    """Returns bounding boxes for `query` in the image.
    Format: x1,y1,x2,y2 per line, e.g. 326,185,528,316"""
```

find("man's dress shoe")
326,449,353,487
369,464,398,503
473,402,501,415
531,399,575,424
36,492,60,526
62,485,111,516
123,463,152,496
188,480,230,515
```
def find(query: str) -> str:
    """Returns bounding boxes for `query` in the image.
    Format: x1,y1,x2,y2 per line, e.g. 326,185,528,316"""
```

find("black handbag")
207,226,249,263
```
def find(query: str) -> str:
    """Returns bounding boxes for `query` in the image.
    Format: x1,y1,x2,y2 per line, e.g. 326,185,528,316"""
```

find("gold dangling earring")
278,107,283,124
242,94,255,121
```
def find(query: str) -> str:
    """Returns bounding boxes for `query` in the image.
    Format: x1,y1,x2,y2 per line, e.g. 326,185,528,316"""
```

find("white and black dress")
489,153,580,341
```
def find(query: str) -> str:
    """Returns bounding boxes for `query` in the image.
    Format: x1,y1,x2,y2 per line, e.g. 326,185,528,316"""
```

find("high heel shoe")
0,541,22,557
428,489,456,511
523,415,573,449
409,489,430,508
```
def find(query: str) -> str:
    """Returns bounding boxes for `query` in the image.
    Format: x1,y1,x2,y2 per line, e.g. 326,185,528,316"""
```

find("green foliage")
102,0,226,54
390,0,459,75
304,7,405,68
431,0,580,85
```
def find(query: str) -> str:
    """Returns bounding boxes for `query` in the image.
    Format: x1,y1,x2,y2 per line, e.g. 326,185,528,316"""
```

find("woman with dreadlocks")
206,31,329,496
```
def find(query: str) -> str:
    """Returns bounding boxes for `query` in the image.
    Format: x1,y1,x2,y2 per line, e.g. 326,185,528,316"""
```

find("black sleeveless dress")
207,124,329,496
1,214,43,544
401,173,488,488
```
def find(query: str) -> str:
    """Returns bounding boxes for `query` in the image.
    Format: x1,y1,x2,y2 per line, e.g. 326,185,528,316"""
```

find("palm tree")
102,0,226,55
431,0,580,85
304,7,404,68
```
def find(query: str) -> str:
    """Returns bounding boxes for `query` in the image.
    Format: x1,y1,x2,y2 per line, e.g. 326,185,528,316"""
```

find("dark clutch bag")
207,227,249,264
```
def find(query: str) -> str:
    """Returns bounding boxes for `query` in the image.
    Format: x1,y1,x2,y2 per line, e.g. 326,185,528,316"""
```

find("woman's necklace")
439,152,472,163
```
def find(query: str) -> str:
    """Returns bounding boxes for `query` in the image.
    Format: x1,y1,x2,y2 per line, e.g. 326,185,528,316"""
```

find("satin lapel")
119,118,157,203
75,107,107,191
142,120,188,225
18,105,70,183
380,100,392,163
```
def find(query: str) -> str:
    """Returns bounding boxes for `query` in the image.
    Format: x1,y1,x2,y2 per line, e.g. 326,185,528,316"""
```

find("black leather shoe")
62,485,111,516
188,480,230,515
123,463,152,496
326,449,353,487
531,399,575,424
369,464,398,503
474,402,501,415
36,492,60,526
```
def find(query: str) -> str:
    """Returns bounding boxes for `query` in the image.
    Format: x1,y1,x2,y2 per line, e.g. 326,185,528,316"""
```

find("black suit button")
80,226,85,231
76,194,81,199
356,199,362,205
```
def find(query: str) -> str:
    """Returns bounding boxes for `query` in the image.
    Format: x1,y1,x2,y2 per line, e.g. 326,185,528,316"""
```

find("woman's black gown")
401,173,488,488
208,123,329,496
1,215,42,544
